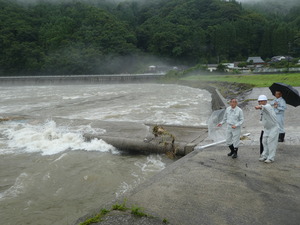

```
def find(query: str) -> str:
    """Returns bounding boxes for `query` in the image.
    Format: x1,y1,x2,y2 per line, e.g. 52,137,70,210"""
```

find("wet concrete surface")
123,144,300,225
75,87,300,225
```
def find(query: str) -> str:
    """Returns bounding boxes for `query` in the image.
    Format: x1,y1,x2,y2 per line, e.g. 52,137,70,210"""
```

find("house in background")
271,55,294,62
246,56,265,67
222,63,235,69
206,63,241,72
206,64,218,72
148,65,157,72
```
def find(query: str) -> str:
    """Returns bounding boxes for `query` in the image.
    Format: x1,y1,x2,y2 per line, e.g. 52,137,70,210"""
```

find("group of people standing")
217,90,286,163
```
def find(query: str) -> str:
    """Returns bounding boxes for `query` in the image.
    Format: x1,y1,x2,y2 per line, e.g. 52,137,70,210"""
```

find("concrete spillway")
0,74,165,85
84,124,209,156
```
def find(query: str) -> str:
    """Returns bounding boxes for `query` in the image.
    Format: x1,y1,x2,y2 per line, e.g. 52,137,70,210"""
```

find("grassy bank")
180,73,300,87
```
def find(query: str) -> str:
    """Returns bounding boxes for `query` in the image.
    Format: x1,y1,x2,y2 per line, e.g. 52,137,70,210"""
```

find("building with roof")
246,56,265,65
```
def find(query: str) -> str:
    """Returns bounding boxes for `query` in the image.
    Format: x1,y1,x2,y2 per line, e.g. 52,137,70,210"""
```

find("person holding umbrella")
255,95,279,163
269,83,300,143
270,91,286,142
217,98,244,158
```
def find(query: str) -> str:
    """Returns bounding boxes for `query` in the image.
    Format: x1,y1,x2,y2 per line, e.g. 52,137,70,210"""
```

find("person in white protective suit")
217,98,244,158
255,95,279,163
270,91,286,142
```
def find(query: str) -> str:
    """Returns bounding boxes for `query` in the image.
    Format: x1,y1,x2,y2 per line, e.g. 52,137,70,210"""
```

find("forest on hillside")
0,0,299,75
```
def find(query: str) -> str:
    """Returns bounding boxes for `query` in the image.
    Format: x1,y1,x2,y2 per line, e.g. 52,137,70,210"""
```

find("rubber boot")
227,144,234,156
232,148,238,158
278,133,285,142
260,130,264,155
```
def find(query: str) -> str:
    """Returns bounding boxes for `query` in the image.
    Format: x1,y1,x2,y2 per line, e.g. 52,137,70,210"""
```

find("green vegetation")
0,0,300,75
152,125,177,159
111,200,128,211
163,218,169,224
79,209,110,225
130,206,148,217
80,200,165,225
181,73,300,87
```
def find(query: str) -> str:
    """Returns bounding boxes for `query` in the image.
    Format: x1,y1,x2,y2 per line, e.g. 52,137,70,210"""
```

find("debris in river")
152,125,177,159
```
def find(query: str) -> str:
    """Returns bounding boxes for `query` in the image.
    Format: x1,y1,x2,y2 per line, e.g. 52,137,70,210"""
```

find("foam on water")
115,155,166,198
0,173,29,200
1,120,117,155
134,154,166,172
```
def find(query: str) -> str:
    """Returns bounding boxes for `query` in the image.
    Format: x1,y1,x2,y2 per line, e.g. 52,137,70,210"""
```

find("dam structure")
0,73,165,85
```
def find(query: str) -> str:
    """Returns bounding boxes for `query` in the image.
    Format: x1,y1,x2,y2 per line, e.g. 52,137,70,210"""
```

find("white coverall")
270,97,286,133
260,104,279,161
220,106,244,148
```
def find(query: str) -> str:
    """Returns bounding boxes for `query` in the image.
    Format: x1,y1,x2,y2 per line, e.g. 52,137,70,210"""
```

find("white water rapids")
0,83,211,225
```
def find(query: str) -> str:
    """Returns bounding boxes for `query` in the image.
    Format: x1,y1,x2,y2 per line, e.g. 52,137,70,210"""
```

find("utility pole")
287,42,291,73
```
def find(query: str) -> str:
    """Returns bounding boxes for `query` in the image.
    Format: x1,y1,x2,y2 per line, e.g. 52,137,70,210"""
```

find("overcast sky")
9,0,300,9
237,0,299,4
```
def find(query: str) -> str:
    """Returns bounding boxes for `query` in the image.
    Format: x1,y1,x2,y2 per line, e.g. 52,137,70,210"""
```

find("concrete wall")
204,85,227,110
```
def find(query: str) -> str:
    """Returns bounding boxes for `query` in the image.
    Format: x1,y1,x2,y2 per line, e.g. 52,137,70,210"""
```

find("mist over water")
237,0,299,11
0,83,211,225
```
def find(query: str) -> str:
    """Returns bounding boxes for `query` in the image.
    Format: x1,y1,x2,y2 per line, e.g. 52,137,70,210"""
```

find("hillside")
0,0,299,75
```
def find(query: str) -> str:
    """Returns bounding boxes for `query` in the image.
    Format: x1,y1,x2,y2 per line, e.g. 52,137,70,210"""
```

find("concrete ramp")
121,144,300,225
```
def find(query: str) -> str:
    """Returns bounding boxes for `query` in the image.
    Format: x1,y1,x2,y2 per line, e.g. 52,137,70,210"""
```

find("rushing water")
0,83,211,225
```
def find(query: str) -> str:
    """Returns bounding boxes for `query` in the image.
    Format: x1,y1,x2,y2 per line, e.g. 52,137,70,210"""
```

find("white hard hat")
258,95,268,101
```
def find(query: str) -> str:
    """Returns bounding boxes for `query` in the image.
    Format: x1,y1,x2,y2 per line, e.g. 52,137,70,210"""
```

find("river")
0,83,211,225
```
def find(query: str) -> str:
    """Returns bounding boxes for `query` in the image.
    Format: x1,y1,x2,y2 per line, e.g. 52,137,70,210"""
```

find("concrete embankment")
75,87,300,225
109,144,300,225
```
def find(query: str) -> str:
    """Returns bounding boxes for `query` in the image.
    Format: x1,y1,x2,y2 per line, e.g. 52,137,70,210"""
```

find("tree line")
0,0,299,75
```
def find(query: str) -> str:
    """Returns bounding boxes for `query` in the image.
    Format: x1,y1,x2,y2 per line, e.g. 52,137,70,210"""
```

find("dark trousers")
260,130,264,155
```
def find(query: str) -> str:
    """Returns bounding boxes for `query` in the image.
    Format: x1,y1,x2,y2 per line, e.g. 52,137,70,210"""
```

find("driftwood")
152,125,177,158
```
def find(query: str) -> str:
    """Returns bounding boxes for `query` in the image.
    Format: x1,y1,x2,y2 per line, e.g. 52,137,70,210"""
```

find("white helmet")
258,95,268,101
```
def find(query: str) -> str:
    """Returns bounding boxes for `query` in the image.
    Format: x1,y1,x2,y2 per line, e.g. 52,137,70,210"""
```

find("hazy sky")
10,0,300,11
237,0,299,4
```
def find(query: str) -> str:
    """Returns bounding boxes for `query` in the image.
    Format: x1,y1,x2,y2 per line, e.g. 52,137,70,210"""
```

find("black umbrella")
269,82,300,107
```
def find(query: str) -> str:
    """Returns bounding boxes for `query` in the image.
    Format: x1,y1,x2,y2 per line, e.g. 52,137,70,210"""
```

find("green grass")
79,209,110,225
131,206,148,217
180,73,300,87
111,203,128,211
79,199,168,224
111,200,128,211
